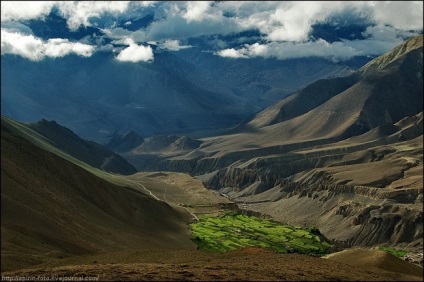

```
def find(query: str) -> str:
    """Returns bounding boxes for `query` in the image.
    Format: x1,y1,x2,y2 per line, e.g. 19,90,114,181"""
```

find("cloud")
216,40,362,62
1,21,34,35
212,1,423,61
1,1,422,62
371,1,423,30
56,1,131,31
215,34,413,62
183,1,212,22
1,1,157,30
44,38,94,58
220,1,423,45
159,39,192,51
1,1,55,22
1,30,94,61
115,38,153,62
123,1,242,42
128,13,241,42
341,38,404,57
216,48,247,59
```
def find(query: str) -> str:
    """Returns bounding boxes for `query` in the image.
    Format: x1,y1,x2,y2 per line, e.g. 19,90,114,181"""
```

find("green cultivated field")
191,212,332,254
378,245,408,257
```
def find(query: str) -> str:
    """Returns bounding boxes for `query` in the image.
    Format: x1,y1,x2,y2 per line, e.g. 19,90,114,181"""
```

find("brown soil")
2,248,422,281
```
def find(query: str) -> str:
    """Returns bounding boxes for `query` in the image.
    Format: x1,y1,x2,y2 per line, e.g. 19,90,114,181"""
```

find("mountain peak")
358,35,423,77
106,130,144,153
27,118,137,175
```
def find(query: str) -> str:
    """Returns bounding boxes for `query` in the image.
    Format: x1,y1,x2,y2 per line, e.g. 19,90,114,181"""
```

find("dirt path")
135,181,199,221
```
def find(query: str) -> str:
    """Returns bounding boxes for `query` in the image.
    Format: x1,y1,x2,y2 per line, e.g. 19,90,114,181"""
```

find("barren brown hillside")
2,248,423,281
1,121,195,272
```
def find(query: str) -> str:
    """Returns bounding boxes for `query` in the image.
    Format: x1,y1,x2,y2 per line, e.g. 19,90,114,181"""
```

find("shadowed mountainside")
1,118,195,272
2,117,137,175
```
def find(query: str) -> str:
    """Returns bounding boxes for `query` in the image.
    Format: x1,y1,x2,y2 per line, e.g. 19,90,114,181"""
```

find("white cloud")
1,1,422,61
216,39,363,62
44,38,94,57
1,30,94,60
1,30,44,60
216,48,247,59
135,1,157,8
371,1,423,30
215,35,415,62
130,13,240,42
213,1,423,61
57,1,131,31
363,25,400,41
235,2,363,42
1,21,34,35
115,38,153,62
159,39,192,51
225,1,423,44
341,38,404,57
1,1,56,22
183,1,212,22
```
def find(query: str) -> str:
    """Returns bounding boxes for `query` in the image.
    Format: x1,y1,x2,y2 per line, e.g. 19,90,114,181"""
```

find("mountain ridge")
1,116,137,175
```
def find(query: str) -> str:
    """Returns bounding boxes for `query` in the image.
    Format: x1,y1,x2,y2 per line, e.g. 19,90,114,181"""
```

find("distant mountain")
1,16,365,143
1,116,137,175
236,75,360,131
238,35,423,140
106,130,145,153
128,36,423,174
1,117,195,271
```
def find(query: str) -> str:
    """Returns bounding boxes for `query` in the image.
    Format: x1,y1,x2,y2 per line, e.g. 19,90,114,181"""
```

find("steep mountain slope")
106,130,145,153
122,36,423,250
1,117,195,272
236,75,360,130
239,35,423,137
2,117,137,175
358,35,423,76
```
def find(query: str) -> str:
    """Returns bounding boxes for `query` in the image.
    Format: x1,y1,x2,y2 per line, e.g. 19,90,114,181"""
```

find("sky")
1,1,423,63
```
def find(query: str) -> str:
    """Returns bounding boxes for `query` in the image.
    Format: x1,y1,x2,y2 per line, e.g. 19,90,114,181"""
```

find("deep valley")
1,3,423,280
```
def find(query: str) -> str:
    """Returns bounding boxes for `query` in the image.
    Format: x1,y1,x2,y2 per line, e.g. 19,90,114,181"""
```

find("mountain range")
1,11,369,143
118,35,423,249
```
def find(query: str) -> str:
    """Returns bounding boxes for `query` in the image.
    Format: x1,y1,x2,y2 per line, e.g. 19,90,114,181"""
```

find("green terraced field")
378,245,408,257
190,212,332,254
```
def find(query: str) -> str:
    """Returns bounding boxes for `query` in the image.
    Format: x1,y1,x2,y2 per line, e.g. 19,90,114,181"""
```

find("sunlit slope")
233,35,423,142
